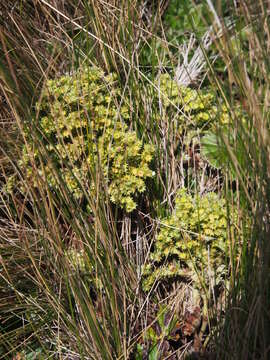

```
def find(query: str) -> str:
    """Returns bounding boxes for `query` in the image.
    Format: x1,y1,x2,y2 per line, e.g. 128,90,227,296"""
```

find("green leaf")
135,344,144,360
201,128,248,180
149,343,159,360
201,131,229,169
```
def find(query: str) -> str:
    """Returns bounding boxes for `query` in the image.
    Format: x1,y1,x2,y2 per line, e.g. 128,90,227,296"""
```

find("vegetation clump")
143,188,235,291
19,66,154,212
2,1,268,358
151,73,230,137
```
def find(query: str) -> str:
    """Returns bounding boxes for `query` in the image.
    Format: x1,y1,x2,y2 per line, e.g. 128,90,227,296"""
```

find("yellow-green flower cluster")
21,66,154,212
143,189,235,291
152,74,230,135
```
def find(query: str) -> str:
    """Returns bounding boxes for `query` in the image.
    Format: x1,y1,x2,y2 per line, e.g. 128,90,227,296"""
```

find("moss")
19,66,154,212
143,189,236,291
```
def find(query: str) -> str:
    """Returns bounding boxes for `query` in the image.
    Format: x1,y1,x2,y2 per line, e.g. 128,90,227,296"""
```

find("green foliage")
19,66,154,212
143,189,235,291
163,0,207,42
201,116,249,177
201,131,229,170
135,305,180,360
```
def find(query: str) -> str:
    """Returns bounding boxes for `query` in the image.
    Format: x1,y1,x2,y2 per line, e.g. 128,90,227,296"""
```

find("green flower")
143,189,237,291
18,66,154,212
150,74,232,141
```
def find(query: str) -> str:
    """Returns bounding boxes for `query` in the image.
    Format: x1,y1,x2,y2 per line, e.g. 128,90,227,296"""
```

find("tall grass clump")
198,0,270,358
0,1,144,358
